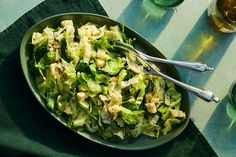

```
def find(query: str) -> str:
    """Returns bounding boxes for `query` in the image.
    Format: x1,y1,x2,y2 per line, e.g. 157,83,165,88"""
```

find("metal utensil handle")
148,67,220,103
140,53,214,72
113,41,214,72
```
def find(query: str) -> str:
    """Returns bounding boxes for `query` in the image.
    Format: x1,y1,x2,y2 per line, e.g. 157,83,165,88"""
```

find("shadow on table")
117,0,174,43
202,96,236,157
170,10,235,104
0,51,216,157
171,10,235,83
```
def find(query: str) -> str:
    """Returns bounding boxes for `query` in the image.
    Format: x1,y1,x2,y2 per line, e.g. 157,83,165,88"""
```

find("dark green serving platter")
20,13,190,150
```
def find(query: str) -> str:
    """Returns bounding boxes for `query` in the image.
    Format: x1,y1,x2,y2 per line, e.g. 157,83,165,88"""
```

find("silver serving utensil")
111,41,220,103
112,41,214,72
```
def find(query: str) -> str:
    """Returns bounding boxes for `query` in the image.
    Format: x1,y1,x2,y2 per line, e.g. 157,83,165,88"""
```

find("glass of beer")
208,0,236,33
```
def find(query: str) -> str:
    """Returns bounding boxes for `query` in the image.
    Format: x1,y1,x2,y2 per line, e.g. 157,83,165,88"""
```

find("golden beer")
208,0,236,33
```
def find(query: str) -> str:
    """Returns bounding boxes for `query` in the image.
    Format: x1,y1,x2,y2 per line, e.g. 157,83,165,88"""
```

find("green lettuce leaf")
120,106,144,125
101,58,125,75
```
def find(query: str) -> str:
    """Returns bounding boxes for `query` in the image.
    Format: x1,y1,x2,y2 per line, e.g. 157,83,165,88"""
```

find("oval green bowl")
20,13,190,150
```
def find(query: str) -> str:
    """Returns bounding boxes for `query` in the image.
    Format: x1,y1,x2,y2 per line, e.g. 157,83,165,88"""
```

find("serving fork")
111,40,220,103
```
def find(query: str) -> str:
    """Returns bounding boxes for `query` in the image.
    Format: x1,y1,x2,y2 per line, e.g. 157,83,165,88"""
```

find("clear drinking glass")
152,0,184,8
142,0,184,19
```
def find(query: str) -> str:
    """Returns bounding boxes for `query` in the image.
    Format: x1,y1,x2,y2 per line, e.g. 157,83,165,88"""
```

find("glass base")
227,103,236,121
142,0,167,18
227,81,236,121
152,0,184,8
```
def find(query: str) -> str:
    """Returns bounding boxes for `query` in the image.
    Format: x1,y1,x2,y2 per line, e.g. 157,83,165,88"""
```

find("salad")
31,20,186,140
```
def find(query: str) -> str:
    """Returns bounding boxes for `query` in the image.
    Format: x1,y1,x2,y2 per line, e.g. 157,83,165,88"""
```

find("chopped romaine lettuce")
31,20,186,140
101,58,125,75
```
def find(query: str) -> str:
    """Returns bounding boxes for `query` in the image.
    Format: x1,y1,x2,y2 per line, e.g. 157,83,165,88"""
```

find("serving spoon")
112,41,214,72
111,40,220,103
